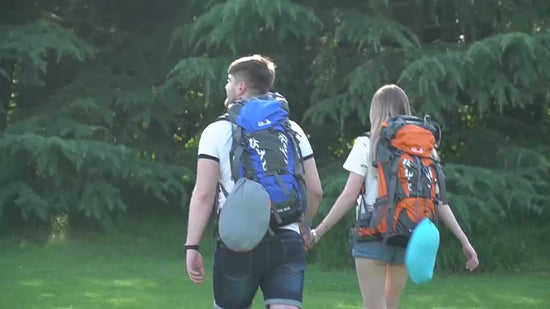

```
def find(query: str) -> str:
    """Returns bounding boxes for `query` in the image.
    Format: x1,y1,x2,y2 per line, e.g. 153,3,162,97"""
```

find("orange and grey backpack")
356,115,447,247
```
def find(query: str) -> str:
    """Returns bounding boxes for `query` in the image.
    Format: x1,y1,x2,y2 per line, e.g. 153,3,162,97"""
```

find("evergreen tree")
0,0,195,227
168,0,550,269
2,0,549,269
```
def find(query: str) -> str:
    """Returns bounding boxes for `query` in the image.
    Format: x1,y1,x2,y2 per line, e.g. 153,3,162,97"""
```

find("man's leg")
269,305,300,309
213,242,259,309
261,230,305,309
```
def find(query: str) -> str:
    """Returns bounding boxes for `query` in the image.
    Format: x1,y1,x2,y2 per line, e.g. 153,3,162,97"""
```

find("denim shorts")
352,240,406,264
213,229,306,309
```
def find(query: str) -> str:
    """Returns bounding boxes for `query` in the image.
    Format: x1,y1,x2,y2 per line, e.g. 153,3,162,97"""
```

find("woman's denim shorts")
352,240,406,264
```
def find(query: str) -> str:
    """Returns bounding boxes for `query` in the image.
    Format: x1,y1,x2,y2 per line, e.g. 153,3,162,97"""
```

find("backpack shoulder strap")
215,113,230,122
227,103,244,123
225,103,247,182
283,120,305,174
433,160,447,203
282,119,309,216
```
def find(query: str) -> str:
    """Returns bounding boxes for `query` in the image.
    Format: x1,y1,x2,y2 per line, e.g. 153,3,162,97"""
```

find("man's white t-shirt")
197,118,314,233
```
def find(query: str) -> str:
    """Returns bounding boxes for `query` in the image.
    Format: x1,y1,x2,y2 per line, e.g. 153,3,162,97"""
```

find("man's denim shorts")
213,229,306,309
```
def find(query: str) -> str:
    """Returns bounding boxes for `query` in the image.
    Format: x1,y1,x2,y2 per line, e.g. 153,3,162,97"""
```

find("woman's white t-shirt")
342,135,378,215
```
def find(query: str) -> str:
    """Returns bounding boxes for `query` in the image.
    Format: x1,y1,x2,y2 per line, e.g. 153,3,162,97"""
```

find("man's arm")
185,158,219,284
185,158,219,246
302,157,323,224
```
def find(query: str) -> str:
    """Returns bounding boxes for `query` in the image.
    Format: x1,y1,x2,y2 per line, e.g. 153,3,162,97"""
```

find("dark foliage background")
2,0,549,271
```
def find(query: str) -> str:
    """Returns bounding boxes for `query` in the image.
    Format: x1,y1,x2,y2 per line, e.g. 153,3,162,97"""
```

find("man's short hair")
228,55,276,94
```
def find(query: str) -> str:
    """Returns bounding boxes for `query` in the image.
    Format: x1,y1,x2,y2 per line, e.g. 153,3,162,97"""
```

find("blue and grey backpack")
217,93,308,251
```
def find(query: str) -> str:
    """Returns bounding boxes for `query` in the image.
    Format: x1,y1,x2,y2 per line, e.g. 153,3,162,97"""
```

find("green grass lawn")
1,217,549,309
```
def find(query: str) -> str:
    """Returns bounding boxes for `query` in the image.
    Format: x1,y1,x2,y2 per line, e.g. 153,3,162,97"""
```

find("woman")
309,84,479,309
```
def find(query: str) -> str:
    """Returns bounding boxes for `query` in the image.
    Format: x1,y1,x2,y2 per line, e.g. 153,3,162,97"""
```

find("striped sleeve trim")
198,154,219,162
302,153,314,161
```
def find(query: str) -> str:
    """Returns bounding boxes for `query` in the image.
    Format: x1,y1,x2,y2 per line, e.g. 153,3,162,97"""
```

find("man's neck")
240,91,267,101
226,92,272,110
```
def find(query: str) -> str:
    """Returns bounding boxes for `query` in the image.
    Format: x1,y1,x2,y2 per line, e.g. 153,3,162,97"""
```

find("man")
185,54,323,309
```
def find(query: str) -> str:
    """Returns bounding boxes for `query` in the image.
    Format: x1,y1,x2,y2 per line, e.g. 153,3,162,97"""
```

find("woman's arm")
313,172,364,240
439,204,480,271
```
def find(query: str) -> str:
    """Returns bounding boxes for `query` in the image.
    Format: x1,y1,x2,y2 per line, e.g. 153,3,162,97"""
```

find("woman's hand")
462,241,479,271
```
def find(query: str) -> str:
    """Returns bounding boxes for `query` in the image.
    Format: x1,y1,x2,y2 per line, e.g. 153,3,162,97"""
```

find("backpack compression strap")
384,158,401,235
229,124,245,182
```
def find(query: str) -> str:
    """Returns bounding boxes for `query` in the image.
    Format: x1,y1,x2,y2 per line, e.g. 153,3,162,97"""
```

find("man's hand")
186,249,205,285
299,223,315,251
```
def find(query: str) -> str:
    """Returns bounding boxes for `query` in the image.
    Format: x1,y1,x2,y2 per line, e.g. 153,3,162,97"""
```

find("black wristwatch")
184,244,200,252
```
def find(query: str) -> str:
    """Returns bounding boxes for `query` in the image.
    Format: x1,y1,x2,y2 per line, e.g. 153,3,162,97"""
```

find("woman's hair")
368,84,412,170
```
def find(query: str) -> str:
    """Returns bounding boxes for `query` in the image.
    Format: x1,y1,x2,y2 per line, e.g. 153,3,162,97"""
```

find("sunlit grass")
20,279,46,287
1,216,549,308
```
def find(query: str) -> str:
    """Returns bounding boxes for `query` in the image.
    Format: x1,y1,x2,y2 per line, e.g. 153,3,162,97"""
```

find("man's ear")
237,81,247,96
